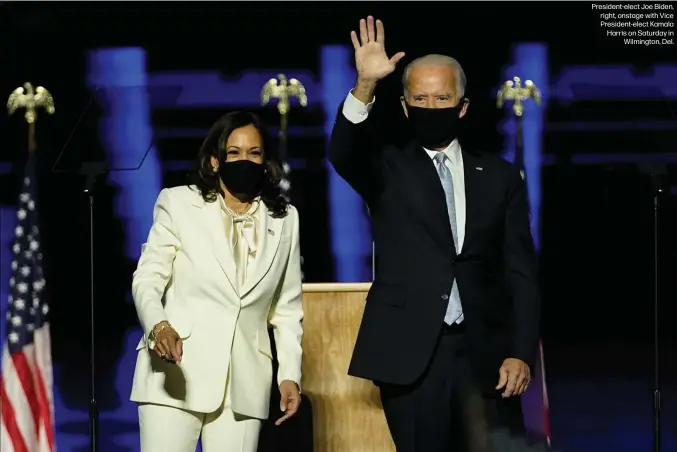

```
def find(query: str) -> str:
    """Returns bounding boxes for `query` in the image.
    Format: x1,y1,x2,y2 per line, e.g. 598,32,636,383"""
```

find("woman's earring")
212,167,218,173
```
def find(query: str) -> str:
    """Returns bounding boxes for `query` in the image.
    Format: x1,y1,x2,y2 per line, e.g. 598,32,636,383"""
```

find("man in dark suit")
328,16,541,452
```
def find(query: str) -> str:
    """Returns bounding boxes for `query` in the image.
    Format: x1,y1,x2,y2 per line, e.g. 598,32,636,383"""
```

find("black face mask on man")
405,102,465,149
217,160,265,197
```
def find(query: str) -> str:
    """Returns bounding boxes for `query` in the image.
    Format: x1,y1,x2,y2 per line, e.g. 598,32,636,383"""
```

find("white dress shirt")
342,92,466,251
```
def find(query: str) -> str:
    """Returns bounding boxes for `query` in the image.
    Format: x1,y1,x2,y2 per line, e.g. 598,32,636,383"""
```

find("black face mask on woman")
217,160,265,197
406,103,465,149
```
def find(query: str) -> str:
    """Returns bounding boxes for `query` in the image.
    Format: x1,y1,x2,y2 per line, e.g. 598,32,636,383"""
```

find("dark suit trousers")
378,324,525,452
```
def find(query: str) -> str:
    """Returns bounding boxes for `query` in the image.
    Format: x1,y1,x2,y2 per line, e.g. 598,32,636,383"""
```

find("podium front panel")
301,283,395,452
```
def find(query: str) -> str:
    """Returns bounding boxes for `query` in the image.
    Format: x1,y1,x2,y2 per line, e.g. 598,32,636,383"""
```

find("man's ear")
400,96,408,118
459,98,470,118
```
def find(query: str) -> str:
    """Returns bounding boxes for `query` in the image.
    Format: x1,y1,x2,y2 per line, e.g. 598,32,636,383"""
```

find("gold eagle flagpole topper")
260,74,307,162
496,76,541,117
496,76,541,180
7,82,55,153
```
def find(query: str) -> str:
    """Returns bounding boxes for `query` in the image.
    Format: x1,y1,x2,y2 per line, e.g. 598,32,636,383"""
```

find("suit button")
441,294,449,300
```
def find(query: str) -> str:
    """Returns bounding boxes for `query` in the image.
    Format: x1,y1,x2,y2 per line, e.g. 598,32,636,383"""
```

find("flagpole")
28,122,37,154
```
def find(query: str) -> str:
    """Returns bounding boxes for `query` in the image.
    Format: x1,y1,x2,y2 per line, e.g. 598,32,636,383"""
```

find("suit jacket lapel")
405,142,457,256
197,198,239,295
240,202,284,298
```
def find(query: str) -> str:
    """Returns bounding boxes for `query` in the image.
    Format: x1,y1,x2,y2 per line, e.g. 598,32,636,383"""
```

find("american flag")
0,155,56,452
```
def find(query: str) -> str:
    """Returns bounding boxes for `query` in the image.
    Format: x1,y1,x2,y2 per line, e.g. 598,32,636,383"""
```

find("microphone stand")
55,149,153,452
81,161,108,452
637,163,666,452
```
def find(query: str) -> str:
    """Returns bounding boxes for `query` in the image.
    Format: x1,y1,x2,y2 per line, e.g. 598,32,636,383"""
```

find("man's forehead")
408,65,456,84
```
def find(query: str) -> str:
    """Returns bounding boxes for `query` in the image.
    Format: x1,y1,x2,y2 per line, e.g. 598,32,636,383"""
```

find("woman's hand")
275,380,301,426
151,321,183,364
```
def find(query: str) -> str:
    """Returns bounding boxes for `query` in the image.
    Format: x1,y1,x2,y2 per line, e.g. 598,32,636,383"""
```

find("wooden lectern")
301,283,395,452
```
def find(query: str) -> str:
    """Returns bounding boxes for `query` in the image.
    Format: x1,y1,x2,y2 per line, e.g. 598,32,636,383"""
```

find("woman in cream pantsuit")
130,111,303,452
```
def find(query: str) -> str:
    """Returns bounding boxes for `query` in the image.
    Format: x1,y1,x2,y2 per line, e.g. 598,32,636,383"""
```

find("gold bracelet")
154,322,170,335
149,321,171,342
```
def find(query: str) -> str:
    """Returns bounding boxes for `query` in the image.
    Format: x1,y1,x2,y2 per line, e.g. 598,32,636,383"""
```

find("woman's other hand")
151,321,183,364
275,380,301,425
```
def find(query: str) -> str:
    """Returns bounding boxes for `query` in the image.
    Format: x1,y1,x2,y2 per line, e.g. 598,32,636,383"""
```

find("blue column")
321,45,372,282
86,47,161,260
501,43,548,250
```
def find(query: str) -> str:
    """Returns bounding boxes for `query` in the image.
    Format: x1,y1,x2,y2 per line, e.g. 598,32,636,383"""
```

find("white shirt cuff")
341,91,375,124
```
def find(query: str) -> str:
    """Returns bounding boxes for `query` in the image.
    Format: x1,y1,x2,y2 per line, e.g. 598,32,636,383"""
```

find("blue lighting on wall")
551,64,677,101
87,47,161,261
501,43,548,251
84,47,160,450
321,45,372,282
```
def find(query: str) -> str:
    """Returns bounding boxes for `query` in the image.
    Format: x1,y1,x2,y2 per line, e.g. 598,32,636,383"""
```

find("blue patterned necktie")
434,152,464,324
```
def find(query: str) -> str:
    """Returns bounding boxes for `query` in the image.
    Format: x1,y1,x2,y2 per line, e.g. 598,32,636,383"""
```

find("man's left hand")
275,380,302,426
496,358,531,398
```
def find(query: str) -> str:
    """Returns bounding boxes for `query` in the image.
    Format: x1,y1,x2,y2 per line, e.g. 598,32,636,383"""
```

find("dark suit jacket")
328,104,541,391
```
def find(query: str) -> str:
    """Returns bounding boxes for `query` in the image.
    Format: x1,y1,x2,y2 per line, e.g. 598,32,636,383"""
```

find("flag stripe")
26,339,55,451
38,368,56,451
1,416,16,452
38,425,52,452
12,351,41,436
1,375,29,452
3,350,38,448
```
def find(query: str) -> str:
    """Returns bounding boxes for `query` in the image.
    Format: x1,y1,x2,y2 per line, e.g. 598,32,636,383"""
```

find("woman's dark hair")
192,111,289,218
